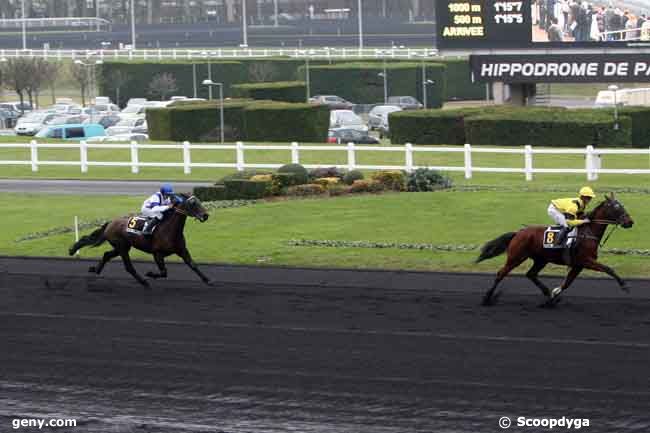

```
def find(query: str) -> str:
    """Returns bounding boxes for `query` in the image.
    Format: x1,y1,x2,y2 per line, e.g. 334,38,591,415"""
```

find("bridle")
587,201,628,247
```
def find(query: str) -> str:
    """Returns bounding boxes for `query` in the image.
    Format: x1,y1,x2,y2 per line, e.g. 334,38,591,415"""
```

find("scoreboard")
436,0,650,50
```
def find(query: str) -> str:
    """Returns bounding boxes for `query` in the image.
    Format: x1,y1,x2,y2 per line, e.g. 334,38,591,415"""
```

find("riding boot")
556,226,570,247
143,219,157,236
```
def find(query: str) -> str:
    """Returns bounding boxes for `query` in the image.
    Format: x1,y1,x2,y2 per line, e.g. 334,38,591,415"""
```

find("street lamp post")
202,79,225,144
21,0,27,50
305,57,310,101
273,0,278,27
608,84,619,130
130,0,136,49
378,59,388,104
357,0,364,50
242,0,249,47
421,62,435,109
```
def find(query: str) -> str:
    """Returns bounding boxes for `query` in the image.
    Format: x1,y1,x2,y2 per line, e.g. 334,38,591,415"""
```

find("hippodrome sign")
470,54,650,82
437,0,650,49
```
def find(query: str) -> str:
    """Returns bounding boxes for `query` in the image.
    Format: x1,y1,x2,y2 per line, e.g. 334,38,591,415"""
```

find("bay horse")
476,193,634,306
69,194,212,288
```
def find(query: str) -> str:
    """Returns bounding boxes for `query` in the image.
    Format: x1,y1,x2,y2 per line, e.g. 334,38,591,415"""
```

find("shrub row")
231,81,307,103
193,165,452,200
146,99,329,142
390,106,642,147
99,57,482,107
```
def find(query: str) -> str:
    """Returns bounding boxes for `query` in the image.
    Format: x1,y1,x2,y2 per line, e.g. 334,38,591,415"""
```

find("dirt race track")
1,256,649,433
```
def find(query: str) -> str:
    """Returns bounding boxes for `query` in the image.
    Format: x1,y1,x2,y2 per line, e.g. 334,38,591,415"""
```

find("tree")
71,63,90,106
108,69,131,107
1,58,31,114
147,72,178,101
24,59,59,109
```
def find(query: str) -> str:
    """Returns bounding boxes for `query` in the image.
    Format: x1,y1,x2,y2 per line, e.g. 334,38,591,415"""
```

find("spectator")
548,17,565,40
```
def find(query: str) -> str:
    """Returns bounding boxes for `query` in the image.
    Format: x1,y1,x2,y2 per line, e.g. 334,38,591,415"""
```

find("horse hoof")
141,280,151,290
481,297,494,307
88,266,97,273
145,271,158,279
620,284,630,293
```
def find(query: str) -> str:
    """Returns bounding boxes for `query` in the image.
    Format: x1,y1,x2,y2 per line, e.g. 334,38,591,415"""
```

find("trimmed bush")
349,179,385,193
193,185,226,201
277,163,309,184
309,166,345,180
371,170,406,191
464,108,632,147
407,168,453,192
286,184,327,197
147,100,250,141
243,102,329,142
343,169,364,185
313,177,341,188
301,62,446,107
218,169,273,183
389,109,468,145
617,106,650,147
224,179,269,200
232,81,307,102
439,58,485,101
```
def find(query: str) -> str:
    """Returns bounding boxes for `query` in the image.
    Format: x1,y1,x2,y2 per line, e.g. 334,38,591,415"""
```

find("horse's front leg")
549,266,583,299
177,247,211,285
146,253,168,279
583,259,629,292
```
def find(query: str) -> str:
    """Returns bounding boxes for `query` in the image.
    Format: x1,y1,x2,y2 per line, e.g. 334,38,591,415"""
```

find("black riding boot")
556,226,570,247
142,219,157,235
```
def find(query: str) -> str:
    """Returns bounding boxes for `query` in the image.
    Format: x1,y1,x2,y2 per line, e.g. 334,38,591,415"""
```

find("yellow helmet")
579,186,595,198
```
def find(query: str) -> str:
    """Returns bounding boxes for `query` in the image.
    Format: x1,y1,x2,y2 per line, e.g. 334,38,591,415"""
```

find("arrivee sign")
470,54,650,82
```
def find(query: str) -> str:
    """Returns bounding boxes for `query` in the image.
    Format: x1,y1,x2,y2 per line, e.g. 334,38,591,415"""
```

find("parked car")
0,107,21,128
328,128,380,144
105,126,135,136
86,103,121,115
0,101,32,114
35,123,106,141
310,95,355,110
367,105,402,130
14,112,58,135
87,133,149,143
387,96,423,110
330,110,368,132
126,98,147,106
119,105,145,119
96,114,122,129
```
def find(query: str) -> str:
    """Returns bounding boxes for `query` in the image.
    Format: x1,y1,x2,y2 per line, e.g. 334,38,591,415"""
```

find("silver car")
367,105,402,130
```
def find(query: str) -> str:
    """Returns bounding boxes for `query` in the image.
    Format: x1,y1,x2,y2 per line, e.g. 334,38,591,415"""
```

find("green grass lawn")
1,139,650,189
3,190,649,279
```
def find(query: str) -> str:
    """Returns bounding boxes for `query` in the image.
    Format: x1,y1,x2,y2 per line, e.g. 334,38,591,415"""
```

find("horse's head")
175,194,209,222
590,192,634,228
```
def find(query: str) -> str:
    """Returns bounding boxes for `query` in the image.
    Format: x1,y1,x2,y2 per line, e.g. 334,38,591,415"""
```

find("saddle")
543,225,577,249
126,216,151,236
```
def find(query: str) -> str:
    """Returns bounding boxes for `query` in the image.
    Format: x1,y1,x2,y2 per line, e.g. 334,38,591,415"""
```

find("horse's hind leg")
482,254,528,306
146,253,167,279
119,250,150,288
88,247,119,275
526,259,550,297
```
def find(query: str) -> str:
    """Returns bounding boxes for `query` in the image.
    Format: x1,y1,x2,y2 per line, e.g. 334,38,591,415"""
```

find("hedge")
98,60,246,106
464,109,631,147
146,99,250,141
299,62,447,107
147,99,329,142
390,106,634,147
616,106,650,146
231,81,307,102
438,58,486,101
243,102,330,142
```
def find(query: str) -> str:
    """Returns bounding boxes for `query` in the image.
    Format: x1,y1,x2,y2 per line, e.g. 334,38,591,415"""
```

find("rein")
588,219,620,247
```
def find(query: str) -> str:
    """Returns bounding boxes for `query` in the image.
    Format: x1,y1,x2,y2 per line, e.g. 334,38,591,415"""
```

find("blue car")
35,123,106,141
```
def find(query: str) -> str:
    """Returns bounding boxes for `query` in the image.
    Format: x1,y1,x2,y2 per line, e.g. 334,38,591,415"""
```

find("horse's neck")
161,210,187,237
587,208,609,239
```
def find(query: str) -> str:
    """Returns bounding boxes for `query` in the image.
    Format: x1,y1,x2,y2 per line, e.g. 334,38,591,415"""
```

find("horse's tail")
68,222,109,256
475,232,517,263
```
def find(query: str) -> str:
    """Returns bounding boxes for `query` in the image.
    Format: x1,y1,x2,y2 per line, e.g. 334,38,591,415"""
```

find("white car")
14,112,57,135
119,104,145,119
330,110,368,132
367,105,402,130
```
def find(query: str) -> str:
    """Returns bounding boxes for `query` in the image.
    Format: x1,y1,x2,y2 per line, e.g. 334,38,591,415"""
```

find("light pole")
21,0,27,50
305,57,310,101
421,62,434,108
608,84,619,130
273,0,278,27
357,0,364,50
96,0,101,32
378,60,388,103
202,79,225,144
130,0,136,49
241,0,248,47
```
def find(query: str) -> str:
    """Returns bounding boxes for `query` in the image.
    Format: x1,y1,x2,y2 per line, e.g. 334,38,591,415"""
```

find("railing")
1,141,647,181
0,47,438,61
0,17,111,31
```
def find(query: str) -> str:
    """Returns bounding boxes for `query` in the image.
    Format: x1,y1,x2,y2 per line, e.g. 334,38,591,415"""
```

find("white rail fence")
0,47,438,61
0,141,646,181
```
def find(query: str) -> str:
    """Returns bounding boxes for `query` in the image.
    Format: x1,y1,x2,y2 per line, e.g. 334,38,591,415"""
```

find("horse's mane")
587,199,608,219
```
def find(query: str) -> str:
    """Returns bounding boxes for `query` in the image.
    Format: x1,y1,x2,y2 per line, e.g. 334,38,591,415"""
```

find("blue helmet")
160,183,174,195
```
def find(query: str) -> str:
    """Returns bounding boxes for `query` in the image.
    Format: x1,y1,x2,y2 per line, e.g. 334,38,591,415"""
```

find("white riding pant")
141,208,164,220
547,204,568,227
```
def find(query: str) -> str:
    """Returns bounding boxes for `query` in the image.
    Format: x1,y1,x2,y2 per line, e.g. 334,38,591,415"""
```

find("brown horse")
69,194,211,288
477,194,634,306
